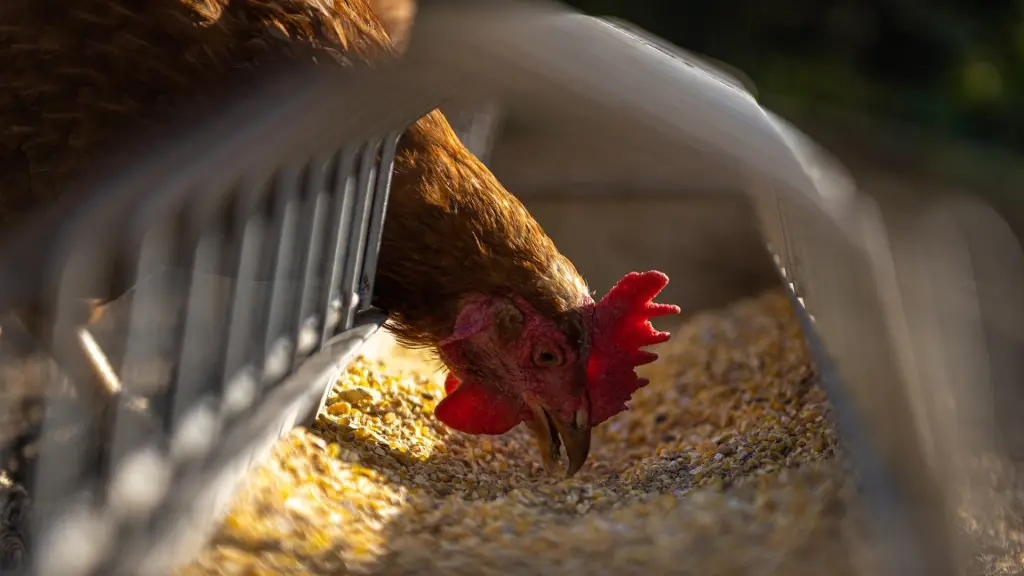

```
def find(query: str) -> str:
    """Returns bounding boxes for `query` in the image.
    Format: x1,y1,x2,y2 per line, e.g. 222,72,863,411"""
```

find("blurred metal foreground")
0,0,1014,574
0,57,440,575
415,1,1016,575
416,2,966,576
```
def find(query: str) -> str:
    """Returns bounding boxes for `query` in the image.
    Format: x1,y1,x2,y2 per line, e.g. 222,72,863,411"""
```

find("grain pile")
182,289,870,575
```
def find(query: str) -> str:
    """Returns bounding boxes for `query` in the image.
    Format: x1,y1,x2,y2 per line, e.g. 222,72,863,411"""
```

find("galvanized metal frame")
0,60,437,576
406,3,991,575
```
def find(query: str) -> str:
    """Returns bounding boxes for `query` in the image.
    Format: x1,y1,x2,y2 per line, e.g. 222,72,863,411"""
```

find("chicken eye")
532,347,563,367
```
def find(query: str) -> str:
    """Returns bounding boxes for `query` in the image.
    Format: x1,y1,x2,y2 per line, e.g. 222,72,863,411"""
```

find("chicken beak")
553,408,592,477
525,403,592,478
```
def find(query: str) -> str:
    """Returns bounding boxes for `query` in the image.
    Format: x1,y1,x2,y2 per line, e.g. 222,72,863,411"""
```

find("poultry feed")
182,289,872,575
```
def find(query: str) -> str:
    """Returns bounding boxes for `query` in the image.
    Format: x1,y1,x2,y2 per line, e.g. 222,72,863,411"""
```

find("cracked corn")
182,289,868,575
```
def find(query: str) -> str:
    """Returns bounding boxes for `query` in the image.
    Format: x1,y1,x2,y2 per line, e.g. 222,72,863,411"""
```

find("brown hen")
0,0,679,478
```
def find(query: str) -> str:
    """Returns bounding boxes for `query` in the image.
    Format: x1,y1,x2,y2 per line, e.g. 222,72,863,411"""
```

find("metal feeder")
2,1,1020,574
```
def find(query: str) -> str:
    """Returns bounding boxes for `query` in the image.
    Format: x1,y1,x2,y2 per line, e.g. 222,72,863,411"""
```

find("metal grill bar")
320,149,360,345
0,58,432,575
261,165,306,390
359,131,402,307
293,154,337,364
340,141,384,328
220,194,270,416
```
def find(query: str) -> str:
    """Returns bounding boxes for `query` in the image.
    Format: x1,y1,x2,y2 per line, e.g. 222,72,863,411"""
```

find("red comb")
585,271,681,426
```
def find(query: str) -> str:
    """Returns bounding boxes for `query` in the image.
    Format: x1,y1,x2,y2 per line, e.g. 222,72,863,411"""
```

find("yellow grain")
180,290,875,576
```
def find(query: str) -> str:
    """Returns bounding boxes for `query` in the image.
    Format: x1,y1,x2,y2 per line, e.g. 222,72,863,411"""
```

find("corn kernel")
181,291,864,576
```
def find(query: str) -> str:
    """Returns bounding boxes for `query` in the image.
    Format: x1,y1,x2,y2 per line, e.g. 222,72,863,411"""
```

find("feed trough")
1,0,1018,574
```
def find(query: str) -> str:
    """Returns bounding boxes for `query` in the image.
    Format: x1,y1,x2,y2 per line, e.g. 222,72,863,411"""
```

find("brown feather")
375,111,591,348
365,0,415,51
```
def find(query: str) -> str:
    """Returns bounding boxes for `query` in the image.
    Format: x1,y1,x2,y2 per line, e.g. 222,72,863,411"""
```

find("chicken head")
434,271,681,477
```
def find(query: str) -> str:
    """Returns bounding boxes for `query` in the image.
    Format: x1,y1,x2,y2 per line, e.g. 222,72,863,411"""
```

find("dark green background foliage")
564,0,1024,152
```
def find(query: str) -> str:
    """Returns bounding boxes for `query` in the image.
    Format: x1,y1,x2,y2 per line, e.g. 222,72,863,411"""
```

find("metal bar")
340,142,382,329
260,167,304,390
292,154,335,364
219,188,269,422
244,183,281,405
319,149,359,344
166,217,231,438
358,131,401,308
781,260,947,576
155,210,199,437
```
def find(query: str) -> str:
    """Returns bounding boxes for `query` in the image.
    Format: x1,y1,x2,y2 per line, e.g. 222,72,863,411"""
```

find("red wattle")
444,372,461,395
